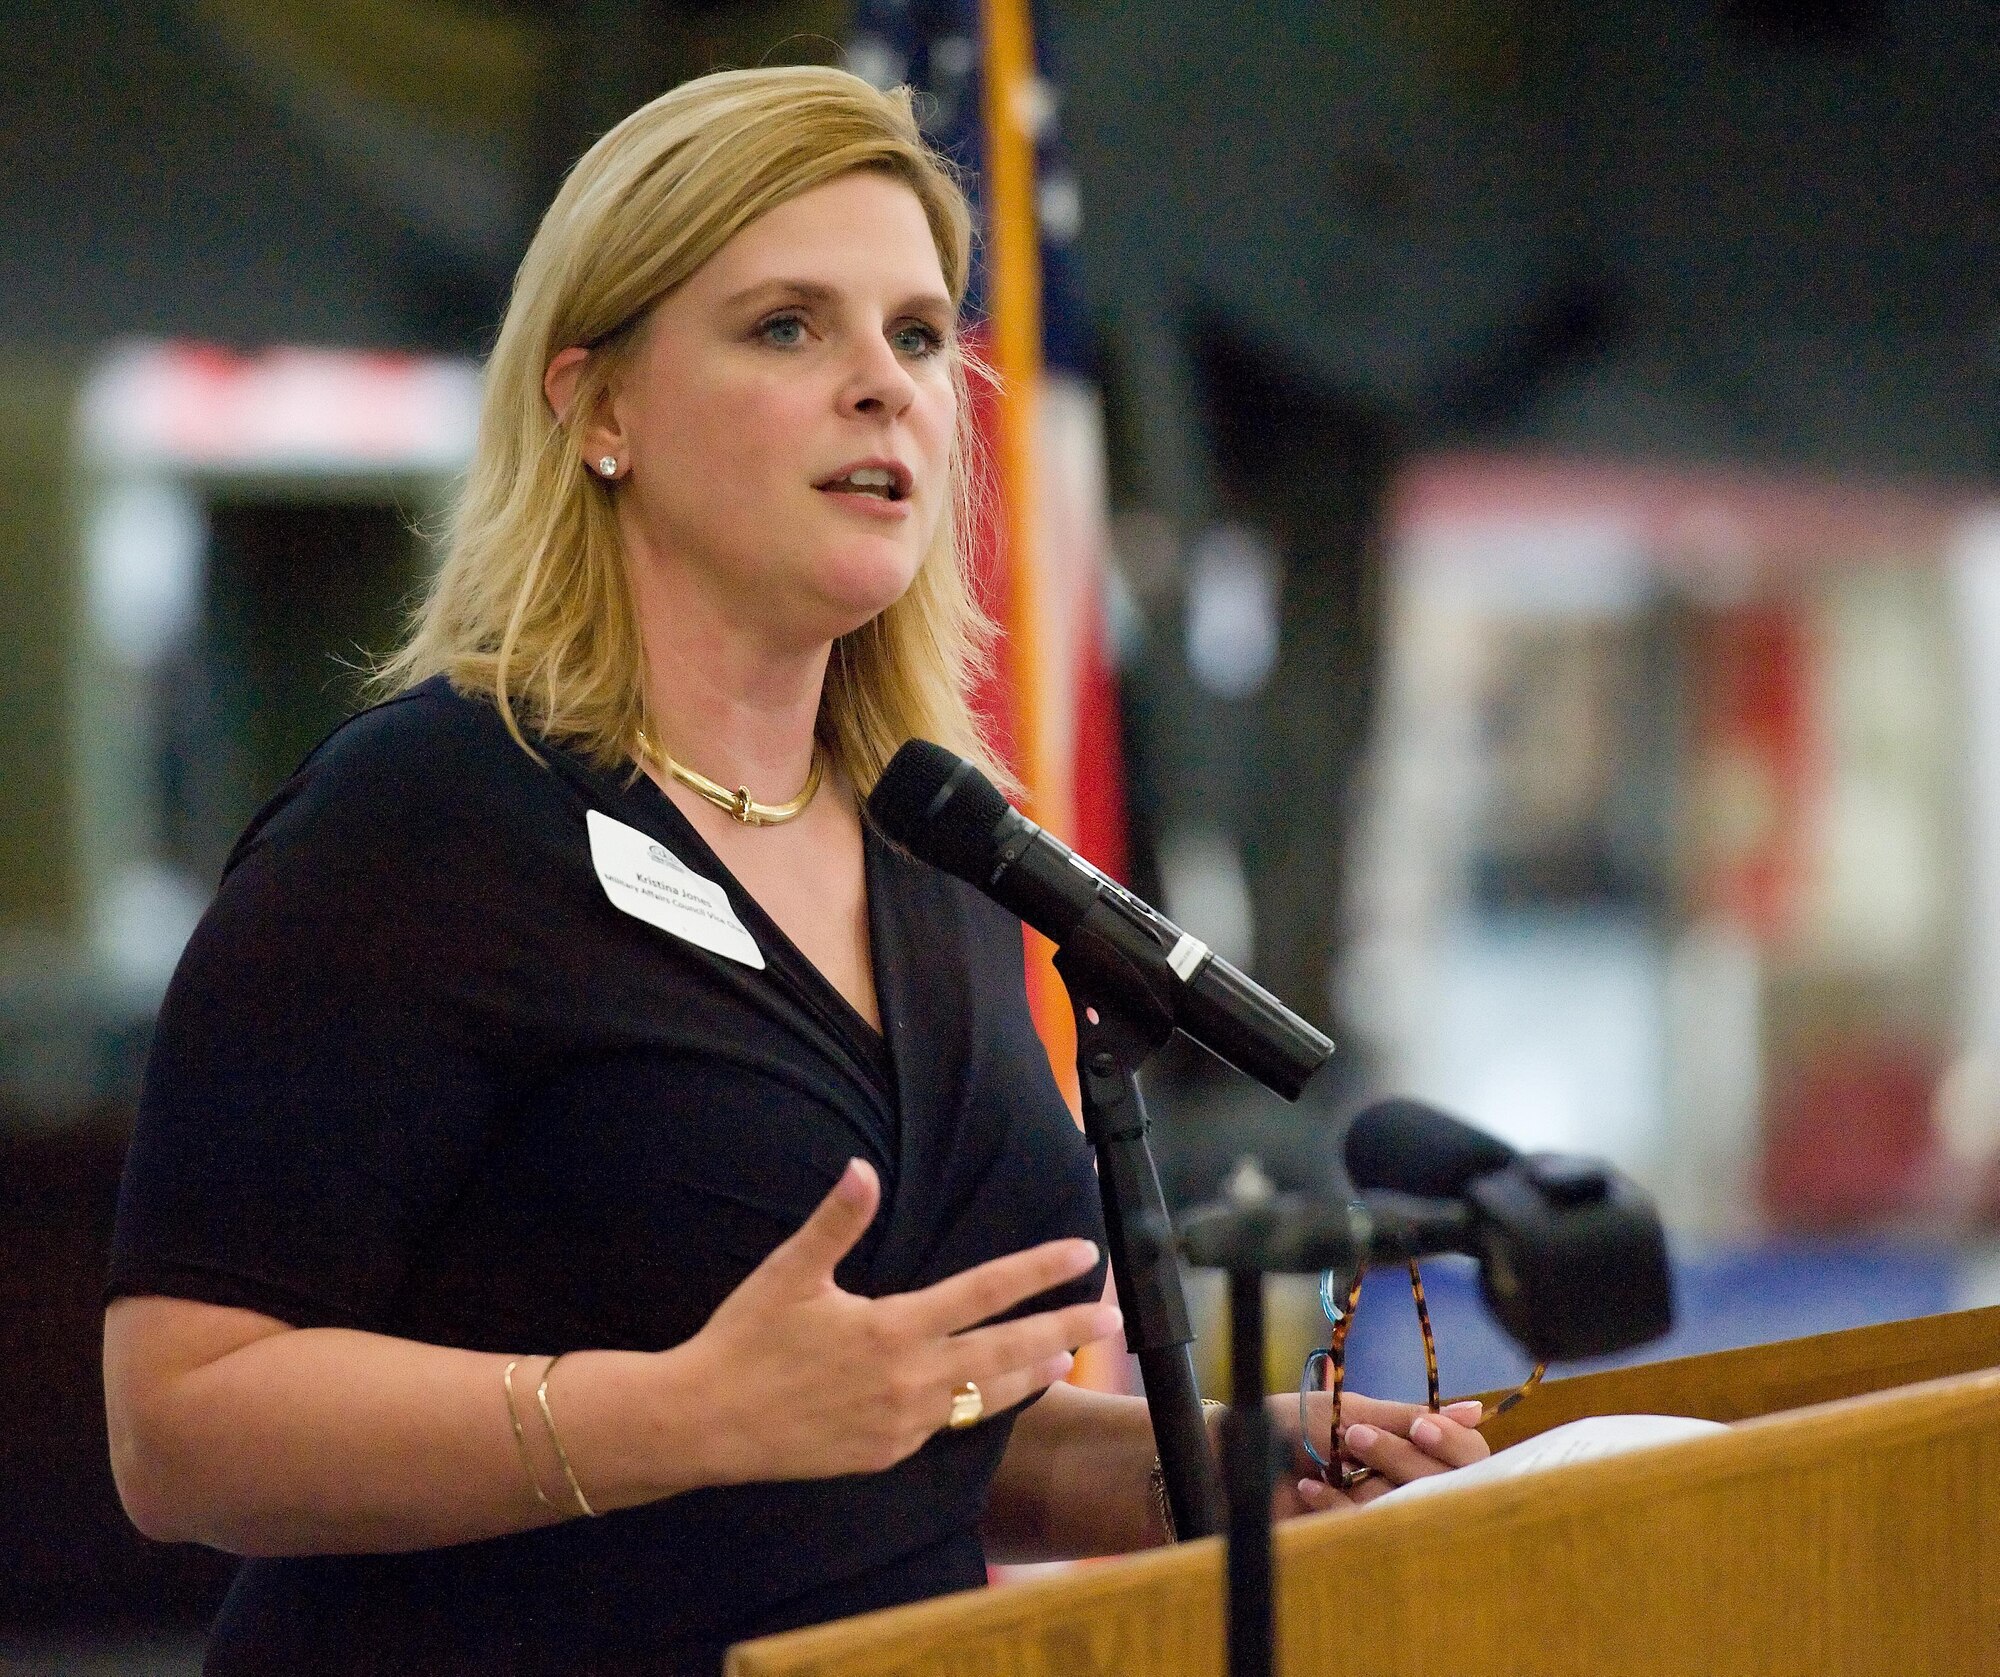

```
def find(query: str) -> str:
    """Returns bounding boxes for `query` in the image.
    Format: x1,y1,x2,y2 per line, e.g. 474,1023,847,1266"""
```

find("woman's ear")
544,346,626,473
544,345,591,426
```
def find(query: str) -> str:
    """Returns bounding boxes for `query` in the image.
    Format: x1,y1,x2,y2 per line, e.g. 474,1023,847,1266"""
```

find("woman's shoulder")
225,675,564,874
300,672,524,778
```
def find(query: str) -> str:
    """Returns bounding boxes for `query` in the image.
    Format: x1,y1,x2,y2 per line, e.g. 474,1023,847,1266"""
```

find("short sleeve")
107,691,524,1331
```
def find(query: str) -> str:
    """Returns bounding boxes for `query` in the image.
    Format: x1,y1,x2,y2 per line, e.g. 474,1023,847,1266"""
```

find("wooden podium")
727,1304,2000,1676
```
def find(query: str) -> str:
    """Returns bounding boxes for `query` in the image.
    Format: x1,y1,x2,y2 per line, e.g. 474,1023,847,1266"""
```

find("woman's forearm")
107,1171,1114,1560
983,1384,1501,1560
981,1383,1170,1560
104,1298,725,1557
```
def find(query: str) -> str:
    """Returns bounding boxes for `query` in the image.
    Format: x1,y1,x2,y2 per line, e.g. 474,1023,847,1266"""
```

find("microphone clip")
1052,894,1181,1075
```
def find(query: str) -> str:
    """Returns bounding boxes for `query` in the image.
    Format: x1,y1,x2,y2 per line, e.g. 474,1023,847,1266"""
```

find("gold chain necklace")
635,729,825,827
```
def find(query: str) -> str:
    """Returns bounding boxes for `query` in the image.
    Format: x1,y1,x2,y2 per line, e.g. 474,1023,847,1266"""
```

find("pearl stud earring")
596,456,618,478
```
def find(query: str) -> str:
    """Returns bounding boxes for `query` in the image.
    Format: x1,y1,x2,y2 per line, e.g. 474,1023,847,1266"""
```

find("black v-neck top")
107,676,1107,1677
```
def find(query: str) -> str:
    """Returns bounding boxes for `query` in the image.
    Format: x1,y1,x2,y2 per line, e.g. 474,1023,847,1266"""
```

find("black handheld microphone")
1343,1097,1675,1361
868,741,1335,1098
1345,1096,1519,1198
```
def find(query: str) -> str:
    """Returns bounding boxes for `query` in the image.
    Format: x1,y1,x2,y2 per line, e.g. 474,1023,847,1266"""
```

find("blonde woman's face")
604,170,959,650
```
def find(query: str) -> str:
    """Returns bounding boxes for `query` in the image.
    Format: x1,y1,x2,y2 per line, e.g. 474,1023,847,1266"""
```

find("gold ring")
947,1381,984,1429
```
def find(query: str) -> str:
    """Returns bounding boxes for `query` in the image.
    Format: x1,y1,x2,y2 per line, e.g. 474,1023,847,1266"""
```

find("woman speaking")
102,66,1486,1675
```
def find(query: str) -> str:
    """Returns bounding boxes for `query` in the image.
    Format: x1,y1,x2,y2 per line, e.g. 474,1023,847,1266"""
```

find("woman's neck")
629,560,830,798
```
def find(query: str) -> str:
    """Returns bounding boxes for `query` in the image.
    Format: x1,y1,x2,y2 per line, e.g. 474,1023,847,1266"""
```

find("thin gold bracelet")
502,1358,557,1512
534,1352,599,1518
1150,1399,1228,1542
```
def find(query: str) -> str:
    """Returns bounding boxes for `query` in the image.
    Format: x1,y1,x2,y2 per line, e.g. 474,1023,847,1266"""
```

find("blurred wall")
1046,0,1998,1054
9,1,1990,461
1055,0,1998,479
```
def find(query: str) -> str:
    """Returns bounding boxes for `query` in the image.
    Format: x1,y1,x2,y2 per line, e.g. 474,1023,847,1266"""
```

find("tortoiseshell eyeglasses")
1300,1256,1547,1490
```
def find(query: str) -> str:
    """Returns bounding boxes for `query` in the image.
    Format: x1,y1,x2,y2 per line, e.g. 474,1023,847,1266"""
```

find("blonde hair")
379,65,1007,793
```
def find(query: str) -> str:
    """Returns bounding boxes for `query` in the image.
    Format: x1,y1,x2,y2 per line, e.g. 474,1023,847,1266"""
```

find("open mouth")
816,464,911,502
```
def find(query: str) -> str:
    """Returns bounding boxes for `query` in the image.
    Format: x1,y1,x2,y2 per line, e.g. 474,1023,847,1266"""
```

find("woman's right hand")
678,1158,1118,1485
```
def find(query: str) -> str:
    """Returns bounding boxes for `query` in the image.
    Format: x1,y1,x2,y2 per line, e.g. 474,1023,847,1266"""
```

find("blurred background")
6,0,2000,1667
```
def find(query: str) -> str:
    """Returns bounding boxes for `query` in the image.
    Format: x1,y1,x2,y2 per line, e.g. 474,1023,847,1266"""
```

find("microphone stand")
1174,1168,1675,1677
1053,913,1224,1543
1222,1266,1276,1677
1178,1176,1366,1677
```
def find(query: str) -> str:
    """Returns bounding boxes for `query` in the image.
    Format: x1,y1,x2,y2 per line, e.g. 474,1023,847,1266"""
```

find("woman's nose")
840,333,919,418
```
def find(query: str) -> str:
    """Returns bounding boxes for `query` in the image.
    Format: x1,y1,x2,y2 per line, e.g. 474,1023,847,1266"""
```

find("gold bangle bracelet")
535,1352,599,1519
502,1358,557,1512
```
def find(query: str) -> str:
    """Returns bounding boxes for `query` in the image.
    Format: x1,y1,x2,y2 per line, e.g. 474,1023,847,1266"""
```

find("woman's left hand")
1266,1391,1491,1517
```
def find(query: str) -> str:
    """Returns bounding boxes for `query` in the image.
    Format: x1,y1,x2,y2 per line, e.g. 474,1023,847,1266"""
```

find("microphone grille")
868,740,1011,883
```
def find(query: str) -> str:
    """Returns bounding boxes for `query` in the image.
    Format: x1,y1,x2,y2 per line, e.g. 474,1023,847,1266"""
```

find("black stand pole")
1224,1270,1275,1677
1057,932,1223,1542
1074,1011,1223,1541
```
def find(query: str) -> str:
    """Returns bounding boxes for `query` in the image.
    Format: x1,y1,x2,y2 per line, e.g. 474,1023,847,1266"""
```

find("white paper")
1370,1413,1729,1506
585,809,764,969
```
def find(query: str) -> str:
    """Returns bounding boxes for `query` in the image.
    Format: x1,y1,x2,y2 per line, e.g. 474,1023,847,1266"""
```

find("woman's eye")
893,322,947,358
760,314,807,347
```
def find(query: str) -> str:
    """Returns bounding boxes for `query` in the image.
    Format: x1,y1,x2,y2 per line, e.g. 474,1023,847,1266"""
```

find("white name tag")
585,809,765,969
